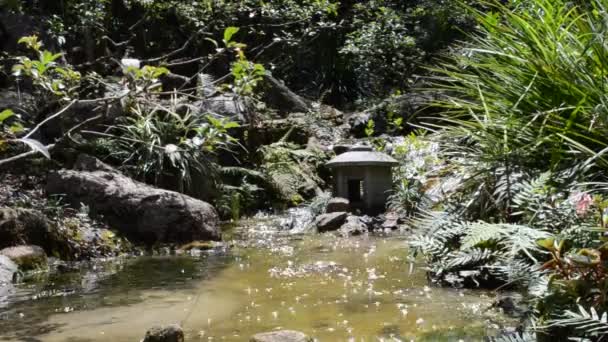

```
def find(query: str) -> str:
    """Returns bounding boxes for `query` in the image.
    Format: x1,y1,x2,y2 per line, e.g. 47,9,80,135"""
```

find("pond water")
0,214,514,341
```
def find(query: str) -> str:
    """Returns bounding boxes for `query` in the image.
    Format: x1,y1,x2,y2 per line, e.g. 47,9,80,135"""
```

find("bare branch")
143,36,196,64
23,100,77,139
0,143,56,167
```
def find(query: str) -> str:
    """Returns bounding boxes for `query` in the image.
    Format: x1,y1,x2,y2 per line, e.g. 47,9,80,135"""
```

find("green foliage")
337,0,472,101
429,0,608,174
410,210,550,287
388,132,440,217
124,65,170,92
108,99,238,198
0,109,14,124
12,35,81,100
408,2,608,339
230,57,266,97
548,305,608,340
364,119,375,137
258,140,326,206
491,332,537,342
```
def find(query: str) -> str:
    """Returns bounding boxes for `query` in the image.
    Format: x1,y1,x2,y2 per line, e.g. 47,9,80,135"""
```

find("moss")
179,241,215,251
290,194,304,206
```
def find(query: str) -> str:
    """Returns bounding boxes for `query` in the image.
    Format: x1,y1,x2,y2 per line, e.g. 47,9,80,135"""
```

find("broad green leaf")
223,121,240,129
19,138,50,159
537,238,555,251
0,109,14,123
223,27,240,44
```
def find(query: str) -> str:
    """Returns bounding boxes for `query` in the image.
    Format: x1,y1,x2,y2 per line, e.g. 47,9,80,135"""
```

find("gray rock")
202,94,246,120
381,211,400,230
326,197,349,213
250,330,312,342
0,245,47,271
142,324,184,342
314,212,347,232
262,73,311,114
338,215,370,237
0,255,17,285
46,155,221,244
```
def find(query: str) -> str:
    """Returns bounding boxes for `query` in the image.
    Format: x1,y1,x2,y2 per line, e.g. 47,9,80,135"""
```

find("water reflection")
0,214,514,341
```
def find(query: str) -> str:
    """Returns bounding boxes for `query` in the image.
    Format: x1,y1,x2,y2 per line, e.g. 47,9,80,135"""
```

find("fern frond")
548,305,608,337
444,247,500,270
221,166,266,180
491,331,536,342
409,235,449,258
461,222,505,249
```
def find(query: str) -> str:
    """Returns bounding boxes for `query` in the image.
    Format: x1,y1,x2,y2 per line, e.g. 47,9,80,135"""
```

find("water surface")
0,214,513,341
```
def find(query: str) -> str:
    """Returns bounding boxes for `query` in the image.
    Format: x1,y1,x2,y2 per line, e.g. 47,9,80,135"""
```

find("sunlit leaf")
223,26,240,44
0,109,14,123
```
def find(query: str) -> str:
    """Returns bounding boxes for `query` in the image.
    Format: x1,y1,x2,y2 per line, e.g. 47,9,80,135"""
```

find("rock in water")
0,245,47,271
47,155,220,244
314,212,347,232
250,330,313,342
142,324,184,342
326,197,350,213
0,255,18,285
338,215,370,237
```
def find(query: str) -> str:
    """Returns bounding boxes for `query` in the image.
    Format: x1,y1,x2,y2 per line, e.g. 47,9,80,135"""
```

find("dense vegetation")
4,0,608,340
401,0,608,340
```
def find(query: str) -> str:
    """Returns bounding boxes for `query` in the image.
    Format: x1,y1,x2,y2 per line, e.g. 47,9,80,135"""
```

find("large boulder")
0,255,17,285
0,245,47,271
250,330,312,342
314,212,347,232
326,198,350,213
46,155,221,244
142,324,184,342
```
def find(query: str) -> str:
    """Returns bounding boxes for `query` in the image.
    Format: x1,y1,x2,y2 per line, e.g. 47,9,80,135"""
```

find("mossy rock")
0,245,48,271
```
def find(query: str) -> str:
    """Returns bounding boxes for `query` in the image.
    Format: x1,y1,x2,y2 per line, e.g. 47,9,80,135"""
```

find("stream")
0,212,515,341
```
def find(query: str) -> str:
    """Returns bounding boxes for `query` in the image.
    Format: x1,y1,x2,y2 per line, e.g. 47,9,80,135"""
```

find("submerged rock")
142,324,184,342
250,330,312,342
492,293,528,318
314,212,347,232
0,255,17,285
0,245,47,271
326,197,349,213
47,155,221,244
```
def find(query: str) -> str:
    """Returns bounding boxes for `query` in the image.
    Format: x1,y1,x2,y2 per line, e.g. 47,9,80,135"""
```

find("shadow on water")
0,251,233,341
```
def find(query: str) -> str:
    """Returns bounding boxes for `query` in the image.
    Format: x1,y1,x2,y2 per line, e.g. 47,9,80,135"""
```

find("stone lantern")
326,146,398,215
